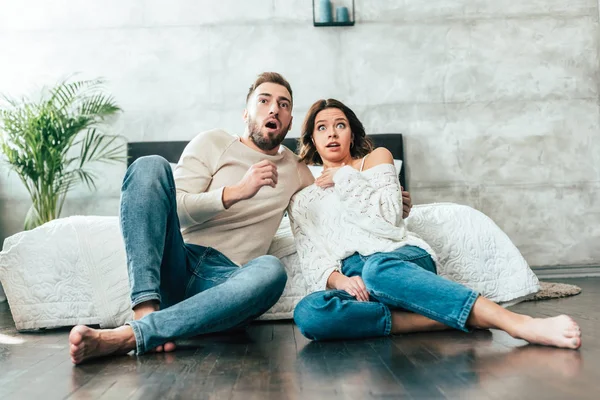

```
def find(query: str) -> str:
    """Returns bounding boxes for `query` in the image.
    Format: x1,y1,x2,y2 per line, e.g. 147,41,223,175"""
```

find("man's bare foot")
133,301,176,352
69,325,136,365
513,315,582,349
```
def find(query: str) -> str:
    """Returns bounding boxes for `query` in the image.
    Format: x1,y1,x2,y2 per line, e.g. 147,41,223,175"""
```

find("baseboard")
532,265,600,279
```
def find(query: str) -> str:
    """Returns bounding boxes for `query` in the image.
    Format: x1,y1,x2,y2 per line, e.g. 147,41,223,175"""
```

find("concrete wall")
0,0,598,268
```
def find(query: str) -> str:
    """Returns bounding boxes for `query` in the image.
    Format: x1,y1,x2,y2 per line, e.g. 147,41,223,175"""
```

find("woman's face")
312,108,353,163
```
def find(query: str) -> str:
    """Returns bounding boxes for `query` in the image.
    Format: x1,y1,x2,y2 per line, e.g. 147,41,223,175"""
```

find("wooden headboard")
127,133,407,189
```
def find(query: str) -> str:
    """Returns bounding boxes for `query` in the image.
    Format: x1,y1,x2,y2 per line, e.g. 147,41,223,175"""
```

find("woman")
288,98,581,349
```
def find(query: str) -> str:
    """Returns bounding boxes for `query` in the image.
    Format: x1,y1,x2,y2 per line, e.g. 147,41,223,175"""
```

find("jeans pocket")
190,247,238,283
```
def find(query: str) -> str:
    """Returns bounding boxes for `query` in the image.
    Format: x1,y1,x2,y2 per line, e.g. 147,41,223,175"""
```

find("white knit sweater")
288,163,437,293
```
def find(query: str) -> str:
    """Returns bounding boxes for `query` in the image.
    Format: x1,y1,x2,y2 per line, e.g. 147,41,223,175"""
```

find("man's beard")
248,117,289,151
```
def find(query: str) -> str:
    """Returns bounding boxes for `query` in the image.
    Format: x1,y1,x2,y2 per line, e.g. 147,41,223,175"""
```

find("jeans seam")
457,290,479,330
131,293,161,309
184,274,197,298
381,303,392,336
390,253,431,263
126,320,145,355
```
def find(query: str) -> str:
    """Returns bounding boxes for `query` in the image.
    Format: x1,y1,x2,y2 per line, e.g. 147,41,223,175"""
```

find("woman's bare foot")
69,325,136,365
512,315,582,349
133,301,176,352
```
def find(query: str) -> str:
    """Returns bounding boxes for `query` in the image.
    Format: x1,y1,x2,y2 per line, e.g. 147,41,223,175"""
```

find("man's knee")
254,255,287,291
125,155,172,186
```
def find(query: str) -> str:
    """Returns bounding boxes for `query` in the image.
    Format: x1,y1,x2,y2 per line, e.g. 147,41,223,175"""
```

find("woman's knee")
294,294,331,340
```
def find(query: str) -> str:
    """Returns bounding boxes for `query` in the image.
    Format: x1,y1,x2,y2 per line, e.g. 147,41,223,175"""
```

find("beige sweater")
173,129,313,266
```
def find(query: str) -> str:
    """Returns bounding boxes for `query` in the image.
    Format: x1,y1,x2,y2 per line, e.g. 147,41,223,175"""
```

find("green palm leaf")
0,77,124,230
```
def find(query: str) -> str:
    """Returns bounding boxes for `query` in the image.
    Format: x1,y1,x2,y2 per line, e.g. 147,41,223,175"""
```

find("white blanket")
0,203,539,330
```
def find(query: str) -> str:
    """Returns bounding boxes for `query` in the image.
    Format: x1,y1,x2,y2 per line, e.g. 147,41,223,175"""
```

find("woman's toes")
163,342,176,352
568,330,581,338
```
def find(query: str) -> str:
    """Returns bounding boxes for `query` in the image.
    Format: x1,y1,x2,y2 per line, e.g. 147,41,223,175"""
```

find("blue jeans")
120,156,287,354
294,246,479,340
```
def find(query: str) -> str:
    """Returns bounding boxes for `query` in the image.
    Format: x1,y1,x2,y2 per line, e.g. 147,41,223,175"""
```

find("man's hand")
401,186,412,219
223,160,278,208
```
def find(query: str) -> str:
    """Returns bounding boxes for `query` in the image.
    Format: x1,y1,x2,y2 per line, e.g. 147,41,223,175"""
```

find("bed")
0,133,540,330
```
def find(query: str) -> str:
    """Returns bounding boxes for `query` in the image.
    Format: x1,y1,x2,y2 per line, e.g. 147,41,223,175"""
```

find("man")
69,72,315,364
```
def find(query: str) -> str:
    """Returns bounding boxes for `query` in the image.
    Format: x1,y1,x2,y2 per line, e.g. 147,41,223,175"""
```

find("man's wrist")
222,185,244,209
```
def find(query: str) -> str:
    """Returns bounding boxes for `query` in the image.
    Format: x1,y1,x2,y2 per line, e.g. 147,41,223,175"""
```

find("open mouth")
326,142,341,148
265,120,279,130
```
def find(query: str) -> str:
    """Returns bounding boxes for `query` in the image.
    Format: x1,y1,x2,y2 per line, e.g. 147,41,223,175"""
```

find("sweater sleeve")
288,192,341,293
332,164,405,237
174,130,230,229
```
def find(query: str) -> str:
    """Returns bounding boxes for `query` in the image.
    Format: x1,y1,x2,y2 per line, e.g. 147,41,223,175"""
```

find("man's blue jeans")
120,156,287,354
294,246,479,340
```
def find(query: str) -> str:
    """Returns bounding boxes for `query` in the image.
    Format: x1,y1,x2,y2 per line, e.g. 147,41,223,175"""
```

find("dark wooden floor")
0,277,598,400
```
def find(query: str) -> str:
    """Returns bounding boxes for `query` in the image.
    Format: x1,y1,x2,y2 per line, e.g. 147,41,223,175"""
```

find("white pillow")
307,159,402,179
405,203,540,305
393,159,403,176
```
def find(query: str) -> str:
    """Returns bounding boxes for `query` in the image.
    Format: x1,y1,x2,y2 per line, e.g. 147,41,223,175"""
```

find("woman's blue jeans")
120,156,287,354
294,246,479,340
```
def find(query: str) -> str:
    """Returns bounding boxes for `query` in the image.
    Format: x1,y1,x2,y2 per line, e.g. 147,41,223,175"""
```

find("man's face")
244,82,293,151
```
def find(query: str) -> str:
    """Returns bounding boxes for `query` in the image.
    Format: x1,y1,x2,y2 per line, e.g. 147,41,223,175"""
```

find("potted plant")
0,78,125,230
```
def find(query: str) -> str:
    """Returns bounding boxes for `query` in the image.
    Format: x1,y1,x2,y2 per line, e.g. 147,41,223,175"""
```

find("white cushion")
0,202,539,330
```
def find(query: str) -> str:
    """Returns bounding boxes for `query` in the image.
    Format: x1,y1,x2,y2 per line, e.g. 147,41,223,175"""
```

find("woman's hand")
315,165,344,188
330,274,370,302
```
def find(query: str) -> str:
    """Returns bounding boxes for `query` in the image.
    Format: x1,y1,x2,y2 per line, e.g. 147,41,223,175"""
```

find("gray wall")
0,0,598,268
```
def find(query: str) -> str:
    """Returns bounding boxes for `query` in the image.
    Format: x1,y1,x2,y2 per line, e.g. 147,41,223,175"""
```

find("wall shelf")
313,21,355,27
312,0,355,27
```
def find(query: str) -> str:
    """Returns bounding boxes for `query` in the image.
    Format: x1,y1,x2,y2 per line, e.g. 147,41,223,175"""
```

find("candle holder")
312,0,355,27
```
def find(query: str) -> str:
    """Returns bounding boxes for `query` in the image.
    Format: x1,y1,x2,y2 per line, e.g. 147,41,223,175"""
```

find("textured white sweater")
288,163,437,293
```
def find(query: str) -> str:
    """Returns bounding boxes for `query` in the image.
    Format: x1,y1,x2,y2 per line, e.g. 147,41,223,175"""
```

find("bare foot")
69,325,136,365
513,315,582,349
133,301,176,352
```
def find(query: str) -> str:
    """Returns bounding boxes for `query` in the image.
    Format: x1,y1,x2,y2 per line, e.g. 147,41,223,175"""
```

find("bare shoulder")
363,147,394,170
